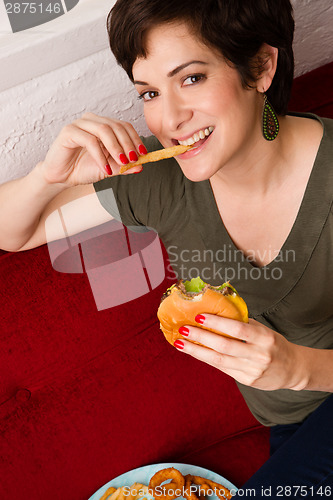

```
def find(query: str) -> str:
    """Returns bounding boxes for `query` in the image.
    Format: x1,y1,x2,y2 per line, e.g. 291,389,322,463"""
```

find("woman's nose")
163,93,192,131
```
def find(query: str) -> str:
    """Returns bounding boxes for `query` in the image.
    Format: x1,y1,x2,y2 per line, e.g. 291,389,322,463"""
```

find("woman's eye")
183,74,205,86
138,91,159,102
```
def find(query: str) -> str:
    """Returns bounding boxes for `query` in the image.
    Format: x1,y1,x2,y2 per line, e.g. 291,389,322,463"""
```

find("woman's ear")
255,43,278,93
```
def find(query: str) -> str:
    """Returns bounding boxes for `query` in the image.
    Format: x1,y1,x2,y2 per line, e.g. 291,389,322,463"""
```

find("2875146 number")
5,3,62,14
276,485,332,497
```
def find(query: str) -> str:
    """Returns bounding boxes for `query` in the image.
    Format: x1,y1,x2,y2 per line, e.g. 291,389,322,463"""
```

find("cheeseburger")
157,276,248,346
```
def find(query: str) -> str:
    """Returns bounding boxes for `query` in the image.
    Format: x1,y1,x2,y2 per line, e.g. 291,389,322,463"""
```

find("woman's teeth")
178,127,214,146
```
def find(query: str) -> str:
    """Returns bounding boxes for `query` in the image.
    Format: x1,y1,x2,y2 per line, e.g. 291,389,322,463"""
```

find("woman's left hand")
176,315,306,391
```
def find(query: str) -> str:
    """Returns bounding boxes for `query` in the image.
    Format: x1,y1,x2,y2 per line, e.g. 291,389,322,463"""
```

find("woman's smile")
176,128,215,160
173,126,214,146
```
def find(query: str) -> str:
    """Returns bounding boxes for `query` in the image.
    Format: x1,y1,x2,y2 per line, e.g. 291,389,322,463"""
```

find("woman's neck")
211,115,292,200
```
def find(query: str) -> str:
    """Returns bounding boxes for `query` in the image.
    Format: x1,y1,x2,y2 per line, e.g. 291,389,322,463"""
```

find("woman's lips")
177,130,213,159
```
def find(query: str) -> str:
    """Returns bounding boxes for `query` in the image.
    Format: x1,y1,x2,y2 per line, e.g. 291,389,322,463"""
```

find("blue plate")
89,463,237,500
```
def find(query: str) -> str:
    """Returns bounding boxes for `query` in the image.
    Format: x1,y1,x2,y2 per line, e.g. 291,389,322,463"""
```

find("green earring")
262,94,279,141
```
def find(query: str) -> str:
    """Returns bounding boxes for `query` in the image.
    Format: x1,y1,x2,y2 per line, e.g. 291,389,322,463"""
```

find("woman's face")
132,22,263,182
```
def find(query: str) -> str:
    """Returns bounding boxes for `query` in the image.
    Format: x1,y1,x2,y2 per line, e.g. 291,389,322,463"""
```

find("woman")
0,0,332,495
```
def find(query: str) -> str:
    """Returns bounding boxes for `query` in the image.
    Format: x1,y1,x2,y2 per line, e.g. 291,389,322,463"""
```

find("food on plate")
157,276,248,346
99,483,149,500
184,475,232,500
149,467,185,500
148,468,232,500
120,144,192,173
98,468,232,500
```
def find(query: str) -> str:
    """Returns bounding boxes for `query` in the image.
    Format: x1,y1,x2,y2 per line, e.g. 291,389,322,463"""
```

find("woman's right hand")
39,113,147,186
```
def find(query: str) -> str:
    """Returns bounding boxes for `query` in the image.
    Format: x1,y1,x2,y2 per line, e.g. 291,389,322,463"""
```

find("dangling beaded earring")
262,93,279,141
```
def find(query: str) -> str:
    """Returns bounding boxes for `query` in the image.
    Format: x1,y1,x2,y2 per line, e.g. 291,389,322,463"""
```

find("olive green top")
94,113,333,426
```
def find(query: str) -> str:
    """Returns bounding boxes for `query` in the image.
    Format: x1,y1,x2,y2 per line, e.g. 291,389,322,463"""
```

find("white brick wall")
292,0,333,76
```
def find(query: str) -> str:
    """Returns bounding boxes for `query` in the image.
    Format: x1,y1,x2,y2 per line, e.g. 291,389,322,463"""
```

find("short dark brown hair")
107,0,294,115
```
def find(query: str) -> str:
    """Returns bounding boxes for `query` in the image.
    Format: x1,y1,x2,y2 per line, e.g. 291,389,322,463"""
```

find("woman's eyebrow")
133,60,208,86
167,60,208,77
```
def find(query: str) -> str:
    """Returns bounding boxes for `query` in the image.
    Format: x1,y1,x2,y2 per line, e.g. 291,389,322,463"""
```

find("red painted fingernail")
105,164,112,175
195,314,205,325
119,153,129,165
139,144,148,155
129,150,138,162
134,167,143,174
179,327,189,337
174,340,185,350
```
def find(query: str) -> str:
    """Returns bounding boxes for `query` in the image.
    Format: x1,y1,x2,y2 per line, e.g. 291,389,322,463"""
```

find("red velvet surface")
288,62,333,118
0,239,267,499
1,61,332,500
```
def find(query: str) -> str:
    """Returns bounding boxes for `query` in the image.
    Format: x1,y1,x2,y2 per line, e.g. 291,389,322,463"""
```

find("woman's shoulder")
288,111,333,141
287,112,333,172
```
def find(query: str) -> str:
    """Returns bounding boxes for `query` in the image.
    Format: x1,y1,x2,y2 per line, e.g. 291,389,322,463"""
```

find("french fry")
127,483,147,500
117,488,126,500
135,485,149,500
99,487,117,500
120,144,192,173
100,487,123,500
111,488,127,500
99,483,149,500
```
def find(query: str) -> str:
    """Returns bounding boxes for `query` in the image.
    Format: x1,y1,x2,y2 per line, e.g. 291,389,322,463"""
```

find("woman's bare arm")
0,113,146,252
0,166,113,252
18,179,113,252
